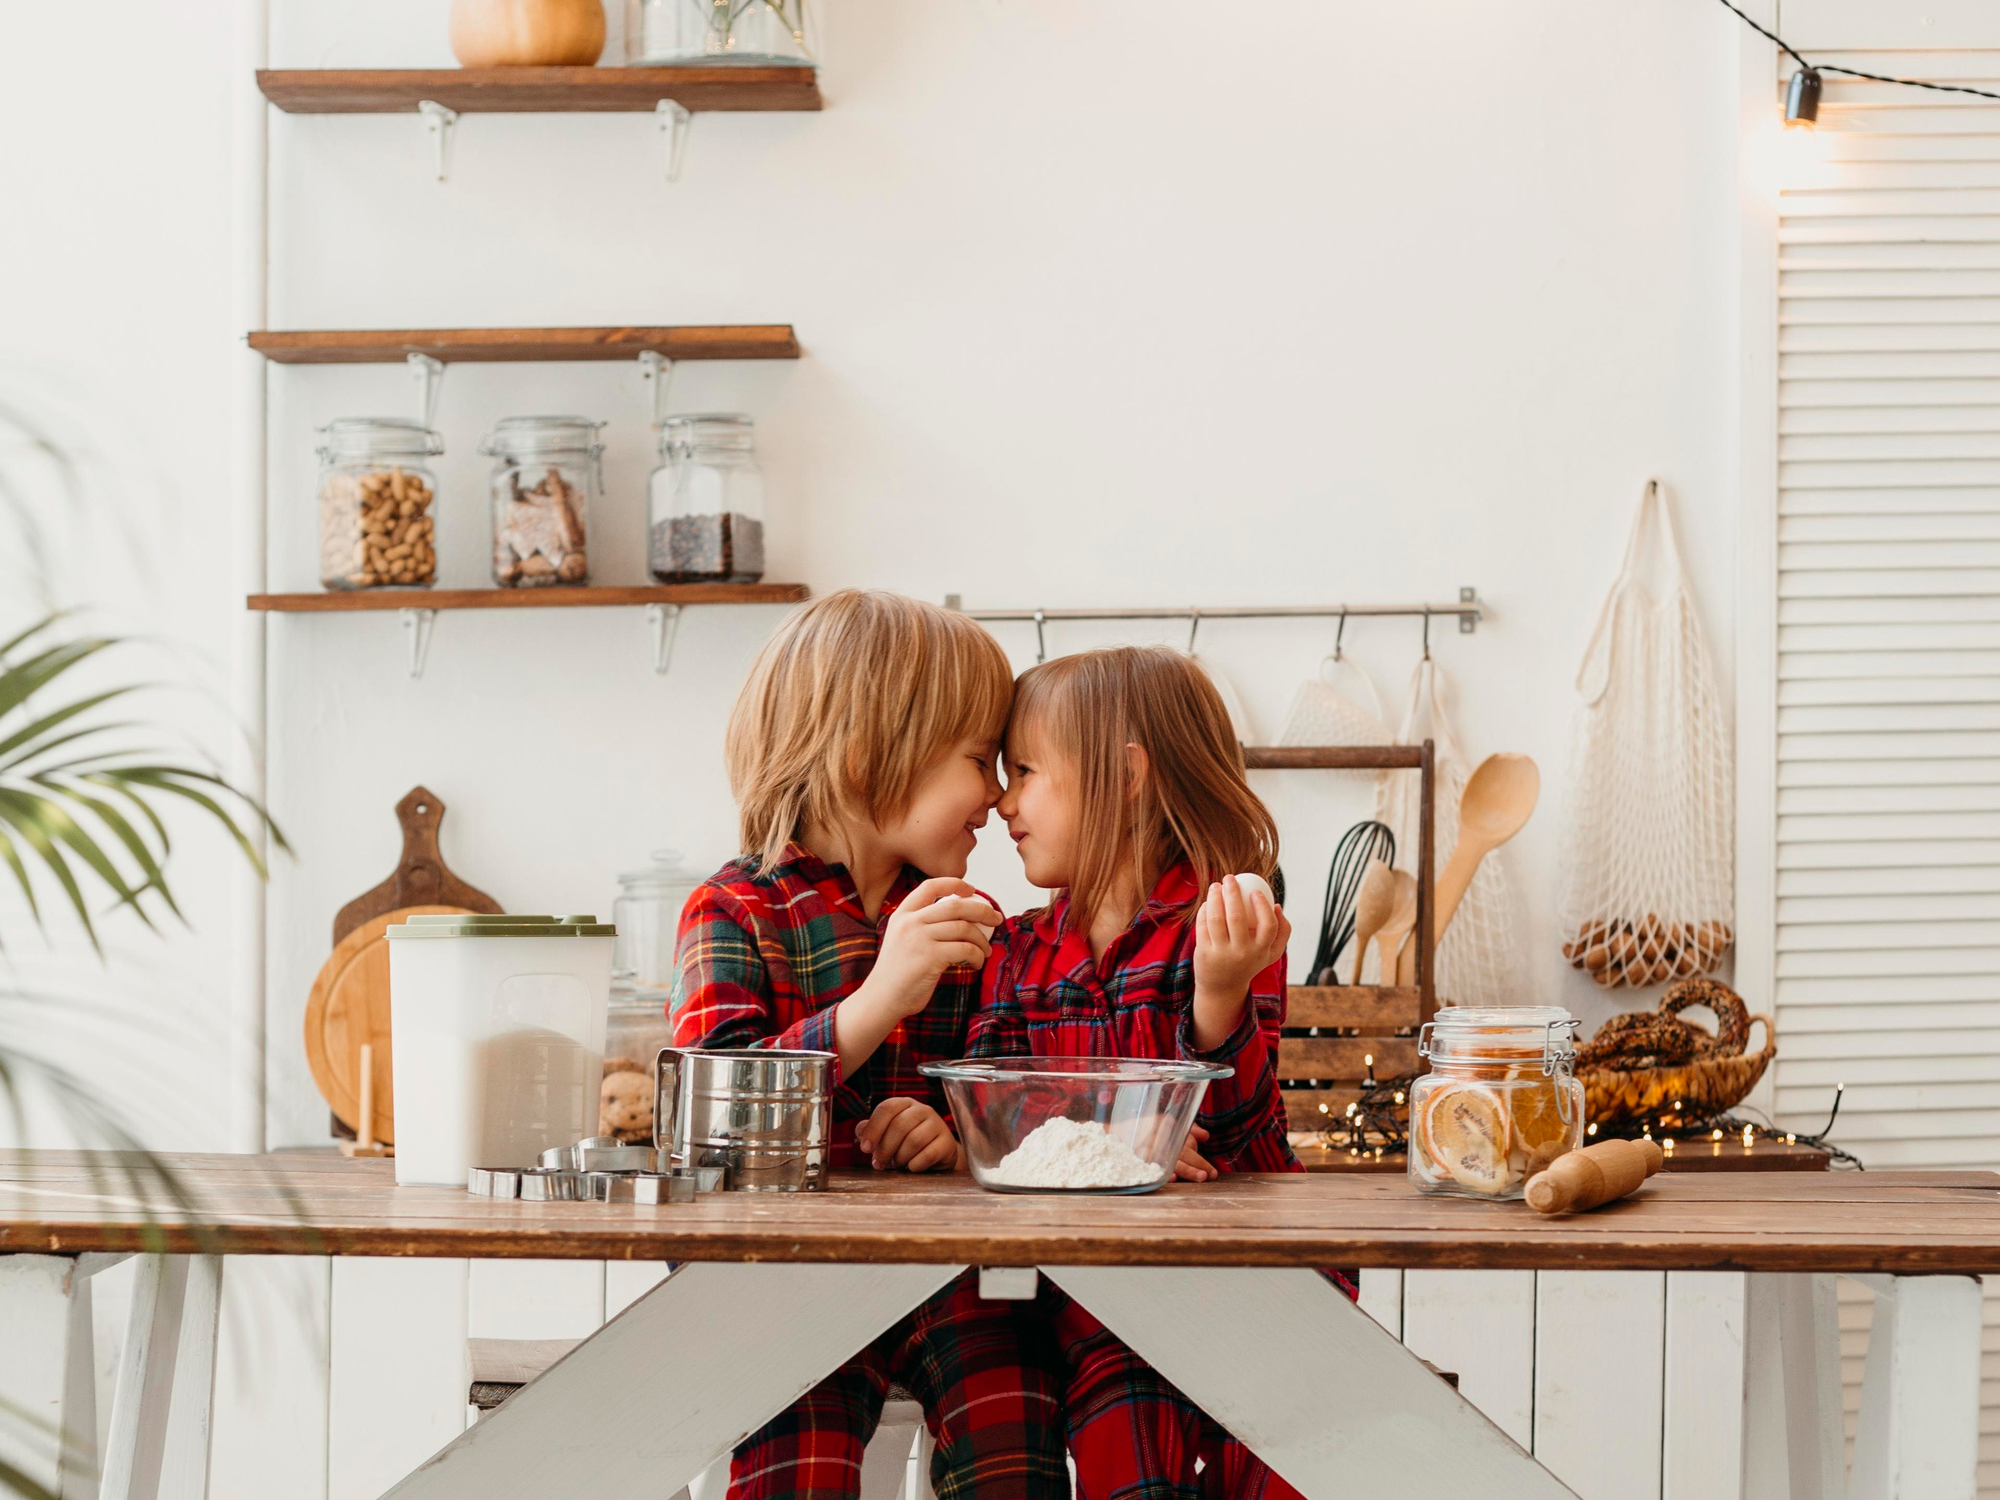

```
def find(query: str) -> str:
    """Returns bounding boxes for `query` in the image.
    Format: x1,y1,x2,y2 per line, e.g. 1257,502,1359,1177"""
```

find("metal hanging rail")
943,589,1483,661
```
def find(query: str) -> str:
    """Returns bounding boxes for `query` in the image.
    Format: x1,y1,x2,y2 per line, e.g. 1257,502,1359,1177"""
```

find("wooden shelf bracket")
418,99,458,181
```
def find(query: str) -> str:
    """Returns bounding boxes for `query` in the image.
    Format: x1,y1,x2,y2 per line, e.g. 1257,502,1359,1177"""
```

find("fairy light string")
1712,0,2000,114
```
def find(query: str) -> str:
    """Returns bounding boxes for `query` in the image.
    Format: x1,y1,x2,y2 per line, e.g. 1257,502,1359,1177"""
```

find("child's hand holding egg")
1191,872,1290,1031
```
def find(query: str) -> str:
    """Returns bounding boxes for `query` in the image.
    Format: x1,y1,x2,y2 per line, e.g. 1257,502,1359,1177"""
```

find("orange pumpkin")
450,0,606,67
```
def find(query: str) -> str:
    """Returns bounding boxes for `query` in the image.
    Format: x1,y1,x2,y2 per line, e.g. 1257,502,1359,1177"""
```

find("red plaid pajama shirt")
671,844,1068,1500
968,863,1354,1500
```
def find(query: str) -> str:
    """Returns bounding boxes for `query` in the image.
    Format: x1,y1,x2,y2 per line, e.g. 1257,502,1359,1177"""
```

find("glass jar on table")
1408,1006,1582,1201
600,851,702,1141
648,414,767,584
481,416,603,588
316,418,443,590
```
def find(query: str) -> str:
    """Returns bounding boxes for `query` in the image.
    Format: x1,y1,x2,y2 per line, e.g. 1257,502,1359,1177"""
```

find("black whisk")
1309,821,1396,984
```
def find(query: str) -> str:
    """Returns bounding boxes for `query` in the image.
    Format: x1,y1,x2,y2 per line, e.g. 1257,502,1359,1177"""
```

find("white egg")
1232,872,1274,906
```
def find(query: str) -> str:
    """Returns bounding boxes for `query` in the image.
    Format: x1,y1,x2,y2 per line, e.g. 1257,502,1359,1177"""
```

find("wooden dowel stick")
357,1043,376,1150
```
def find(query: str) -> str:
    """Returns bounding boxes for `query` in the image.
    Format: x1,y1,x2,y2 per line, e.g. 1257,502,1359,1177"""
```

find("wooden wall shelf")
248,326,800,364
248,584,806,612
257,67,822,114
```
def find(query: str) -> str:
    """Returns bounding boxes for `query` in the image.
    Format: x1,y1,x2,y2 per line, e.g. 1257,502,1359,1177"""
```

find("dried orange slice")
1424,1083,1512,1194
1506,1075,1571,1157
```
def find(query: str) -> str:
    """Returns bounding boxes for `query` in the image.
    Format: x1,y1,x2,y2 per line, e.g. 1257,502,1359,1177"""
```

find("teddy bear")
598,1065,654,1143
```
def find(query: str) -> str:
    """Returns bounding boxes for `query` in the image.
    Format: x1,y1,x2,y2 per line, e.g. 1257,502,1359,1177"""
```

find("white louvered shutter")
1774,51,2000,1492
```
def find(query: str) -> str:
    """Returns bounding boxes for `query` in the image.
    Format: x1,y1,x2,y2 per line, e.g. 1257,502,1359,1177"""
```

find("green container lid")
386,913,616,939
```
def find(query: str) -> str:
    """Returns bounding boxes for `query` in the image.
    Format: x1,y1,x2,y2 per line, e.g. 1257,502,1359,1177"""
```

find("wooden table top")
1,1152,1993,1274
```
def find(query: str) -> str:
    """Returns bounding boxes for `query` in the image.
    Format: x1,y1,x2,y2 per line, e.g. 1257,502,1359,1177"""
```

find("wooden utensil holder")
1242,743,1437,1133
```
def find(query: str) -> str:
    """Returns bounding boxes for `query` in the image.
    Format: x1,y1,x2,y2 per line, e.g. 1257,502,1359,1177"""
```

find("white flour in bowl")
987,1117,1166,1190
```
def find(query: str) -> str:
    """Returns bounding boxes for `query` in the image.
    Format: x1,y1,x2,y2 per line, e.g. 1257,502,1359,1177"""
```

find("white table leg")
98,1255,221,1500
101,1254,184,1500
382,1262,962,1500
858,1401,925,1500
1847,1275,1981,1500
1742,1273,1843,1500
157,1256,220,1500
1043,1265,1578,1500
0,1254,97,1498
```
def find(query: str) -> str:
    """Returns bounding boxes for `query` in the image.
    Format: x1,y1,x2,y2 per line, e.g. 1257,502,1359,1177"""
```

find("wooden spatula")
1398,753,1542,984
1374,871,1419,989
1348,859,1397,986
1436,754,1539,941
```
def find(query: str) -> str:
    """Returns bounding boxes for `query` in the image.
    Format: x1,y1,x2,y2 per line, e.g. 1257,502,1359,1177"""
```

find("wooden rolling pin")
1524,1138,1665,1214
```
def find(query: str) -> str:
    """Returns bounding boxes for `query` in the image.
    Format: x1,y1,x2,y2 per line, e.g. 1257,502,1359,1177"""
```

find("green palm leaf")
0,615,287,952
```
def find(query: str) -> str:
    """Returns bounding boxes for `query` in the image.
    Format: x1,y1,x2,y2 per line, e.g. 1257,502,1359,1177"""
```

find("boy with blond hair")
672,590,1067,1500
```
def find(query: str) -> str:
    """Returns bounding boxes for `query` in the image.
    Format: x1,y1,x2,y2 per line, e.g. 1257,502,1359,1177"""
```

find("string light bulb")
1785,68,1822,127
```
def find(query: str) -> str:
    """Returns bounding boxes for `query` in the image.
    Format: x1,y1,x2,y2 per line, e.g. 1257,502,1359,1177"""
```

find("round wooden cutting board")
304,903,469,1145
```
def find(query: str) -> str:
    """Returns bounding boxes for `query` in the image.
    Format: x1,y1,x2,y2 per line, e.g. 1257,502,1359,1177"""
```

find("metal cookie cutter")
519,1167,578,1202
467,1167,523,1199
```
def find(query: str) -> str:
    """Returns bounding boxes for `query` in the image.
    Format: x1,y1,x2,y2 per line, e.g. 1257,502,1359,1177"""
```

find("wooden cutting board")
308,786,503,1144
333,785,499,944
305,904,467,1145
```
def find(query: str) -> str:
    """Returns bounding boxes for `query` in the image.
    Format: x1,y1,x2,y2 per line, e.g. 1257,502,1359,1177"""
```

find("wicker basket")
1579,980,1777,1129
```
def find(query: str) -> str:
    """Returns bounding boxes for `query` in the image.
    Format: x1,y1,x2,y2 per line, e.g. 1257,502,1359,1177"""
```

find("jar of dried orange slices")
1408,1007,1583,1201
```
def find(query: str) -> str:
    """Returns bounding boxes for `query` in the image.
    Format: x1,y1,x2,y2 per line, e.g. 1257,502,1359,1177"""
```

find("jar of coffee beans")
481,417,603,588
316,418,443,591
648,413,766,585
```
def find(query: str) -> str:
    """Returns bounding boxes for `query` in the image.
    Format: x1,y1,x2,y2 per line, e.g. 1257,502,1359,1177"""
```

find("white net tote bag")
1278,649,1393,781
1556,479,1734,990
1369,656,1528,1003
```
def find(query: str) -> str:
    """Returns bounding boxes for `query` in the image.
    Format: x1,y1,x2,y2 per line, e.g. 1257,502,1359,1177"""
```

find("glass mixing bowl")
920,1057,1233,1195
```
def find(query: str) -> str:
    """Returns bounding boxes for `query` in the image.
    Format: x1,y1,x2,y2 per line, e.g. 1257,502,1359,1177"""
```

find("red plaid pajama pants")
1045,1286,1307,1500
727,1269,1069,1500
1047,1268,1358,1500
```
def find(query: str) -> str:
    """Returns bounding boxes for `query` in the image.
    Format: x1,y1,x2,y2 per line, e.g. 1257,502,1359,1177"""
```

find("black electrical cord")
1712,0,2000,104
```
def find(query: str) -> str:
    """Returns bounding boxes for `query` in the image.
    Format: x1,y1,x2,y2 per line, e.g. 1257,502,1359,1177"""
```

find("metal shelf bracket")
656,100,692,182
417,99,458,182
1460,586,1479,634
647,602,682,674
407,353,445,426
402,608,437,678
639,350,676,424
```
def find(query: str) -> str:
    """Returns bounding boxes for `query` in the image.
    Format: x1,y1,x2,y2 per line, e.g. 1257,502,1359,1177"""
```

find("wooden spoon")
1374,871,1419,989
1348,859,1397,986
1434,753,1540,943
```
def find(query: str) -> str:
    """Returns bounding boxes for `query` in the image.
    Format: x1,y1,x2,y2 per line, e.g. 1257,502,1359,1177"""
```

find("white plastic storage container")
386,914,615,1185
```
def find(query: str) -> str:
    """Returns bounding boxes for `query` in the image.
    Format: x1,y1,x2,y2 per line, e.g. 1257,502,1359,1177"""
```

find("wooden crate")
1279,984,1423,1133
1246,743,1439,1137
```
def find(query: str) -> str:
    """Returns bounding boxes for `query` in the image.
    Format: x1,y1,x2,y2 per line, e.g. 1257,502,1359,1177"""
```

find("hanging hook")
1033,609,1048,666
1333,608,1349,661
1186,608,1201,655
1421,610,1433,662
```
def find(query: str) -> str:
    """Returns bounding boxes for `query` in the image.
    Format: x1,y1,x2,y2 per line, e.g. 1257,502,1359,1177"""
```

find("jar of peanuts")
1408,1007,1583,1201
480,417,602,588
316,418,443,590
